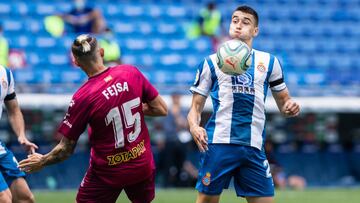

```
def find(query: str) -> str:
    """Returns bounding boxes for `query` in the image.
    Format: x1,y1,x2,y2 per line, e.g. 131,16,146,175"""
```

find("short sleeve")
6,68,15,95
189,59,212,97
4,68,16,101
269,57,287,92
139,70,159,102
58,96,90,141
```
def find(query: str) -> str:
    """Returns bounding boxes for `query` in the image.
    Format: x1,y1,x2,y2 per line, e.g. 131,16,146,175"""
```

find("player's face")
229,11,259,45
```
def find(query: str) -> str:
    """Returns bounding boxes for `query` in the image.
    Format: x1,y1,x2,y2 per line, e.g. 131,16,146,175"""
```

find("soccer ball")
216,39,252,76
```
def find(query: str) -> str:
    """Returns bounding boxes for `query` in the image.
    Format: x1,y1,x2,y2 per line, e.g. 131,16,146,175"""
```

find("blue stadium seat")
12,69,36,84
9,2,29,16
0,3,11,15
123,4,144,17
34,3,57,16
313,54,331,69
35,36,57,48
2,19,23,32
165,5,187,19
113,22,136,34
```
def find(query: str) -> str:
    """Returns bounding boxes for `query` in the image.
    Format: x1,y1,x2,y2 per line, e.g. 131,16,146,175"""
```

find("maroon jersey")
58,65,159,187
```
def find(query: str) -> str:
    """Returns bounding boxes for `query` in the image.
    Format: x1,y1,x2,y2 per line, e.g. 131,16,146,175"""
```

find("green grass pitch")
34,188,360,203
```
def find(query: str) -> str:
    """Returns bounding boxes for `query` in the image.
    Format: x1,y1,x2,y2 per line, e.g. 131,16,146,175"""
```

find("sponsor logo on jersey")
107,140,146,166
202,172,211,186
231,73,255,95
257,62,267,73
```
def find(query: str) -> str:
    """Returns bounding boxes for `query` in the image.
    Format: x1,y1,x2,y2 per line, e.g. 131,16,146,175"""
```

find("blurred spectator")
0,24,9,66
187,2,224,50
61,0,106,34
198,3,222,36
265,140,307,190
8,49,26,69
44,15,65,37
156,92,197,187
99,28,122,66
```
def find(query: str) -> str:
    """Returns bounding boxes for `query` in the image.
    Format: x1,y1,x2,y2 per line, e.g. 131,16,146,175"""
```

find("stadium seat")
0,3,11,15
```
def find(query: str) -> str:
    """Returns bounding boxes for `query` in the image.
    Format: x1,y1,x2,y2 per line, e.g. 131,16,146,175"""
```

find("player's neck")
85,64,108,78
244,39,253,50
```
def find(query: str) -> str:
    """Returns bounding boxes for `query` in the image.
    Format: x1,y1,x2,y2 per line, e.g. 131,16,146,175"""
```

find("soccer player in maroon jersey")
18,34,168,203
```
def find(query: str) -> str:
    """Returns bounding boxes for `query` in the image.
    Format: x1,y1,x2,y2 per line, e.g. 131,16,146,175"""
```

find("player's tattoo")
42,137,76,166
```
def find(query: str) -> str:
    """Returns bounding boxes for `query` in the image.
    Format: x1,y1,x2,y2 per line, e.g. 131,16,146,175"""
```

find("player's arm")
18,134,76,173
5,97,38,154
187,93,208,152
272,88,300,117
142,95,168,117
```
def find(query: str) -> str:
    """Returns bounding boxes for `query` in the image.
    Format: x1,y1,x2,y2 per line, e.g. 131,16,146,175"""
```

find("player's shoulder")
200,53,217,67
110,64,146,83
208,53,217,61
0,65,11,78
252,49,277,60
111,64,140,74
0,65,8,71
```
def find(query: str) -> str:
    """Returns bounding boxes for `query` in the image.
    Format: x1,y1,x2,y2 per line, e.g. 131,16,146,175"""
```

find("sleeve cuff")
270,83,287,92
4,92,16,101
189,86,208,97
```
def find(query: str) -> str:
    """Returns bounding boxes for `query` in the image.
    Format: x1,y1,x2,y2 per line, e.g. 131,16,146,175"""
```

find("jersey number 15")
105,97,141,148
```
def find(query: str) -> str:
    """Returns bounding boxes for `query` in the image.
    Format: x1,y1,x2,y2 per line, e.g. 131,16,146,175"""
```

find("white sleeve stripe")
190,86,208,97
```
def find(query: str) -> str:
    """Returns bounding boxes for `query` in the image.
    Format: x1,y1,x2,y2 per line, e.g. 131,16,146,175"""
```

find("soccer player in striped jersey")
0,65,37,203
187,5,300,203
19,35,167,203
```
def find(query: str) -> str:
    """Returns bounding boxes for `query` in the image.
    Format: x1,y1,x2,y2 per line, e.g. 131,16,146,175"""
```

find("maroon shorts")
76,169,155,203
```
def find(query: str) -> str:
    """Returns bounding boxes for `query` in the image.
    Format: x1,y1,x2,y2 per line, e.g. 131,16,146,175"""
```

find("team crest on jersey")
1,78,7,89
202,172,211,186
104,75,113,82
257,62,267,73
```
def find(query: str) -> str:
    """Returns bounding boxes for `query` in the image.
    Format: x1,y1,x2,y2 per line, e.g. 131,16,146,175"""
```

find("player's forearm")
187,109,201,130
8,109,26,139
41,138,76,166
273,88,291,114
143,105,167,116
142,96,168,116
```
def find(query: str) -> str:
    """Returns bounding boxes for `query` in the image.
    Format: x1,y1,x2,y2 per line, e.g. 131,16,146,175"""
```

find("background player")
0,65,37,203
187,5,300,203
18,34,167,203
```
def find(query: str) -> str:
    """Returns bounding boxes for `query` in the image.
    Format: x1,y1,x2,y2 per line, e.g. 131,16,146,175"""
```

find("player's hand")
18,136,38,154
18,153,44,173
189,125,208,152
282,100,300,117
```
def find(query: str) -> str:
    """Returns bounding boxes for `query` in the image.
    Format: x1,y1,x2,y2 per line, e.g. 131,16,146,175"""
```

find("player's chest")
215,66,269,88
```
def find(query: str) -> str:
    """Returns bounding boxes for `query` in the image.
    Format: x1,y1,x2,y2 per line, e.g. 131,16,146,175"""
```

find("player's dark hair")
71,34,98,61
234,5,259,26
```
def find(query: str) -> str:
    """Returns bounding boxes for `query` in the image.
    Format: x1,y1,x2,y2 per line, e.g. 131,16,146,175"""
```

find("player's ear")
253,26,259,37
99,48,104,57
72,56,80,67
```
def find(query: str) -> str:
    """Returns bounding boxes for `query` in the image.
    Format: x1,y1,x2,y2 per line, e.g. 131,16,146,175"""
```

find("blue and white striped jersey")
190,49,286,150
0,65,15,120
